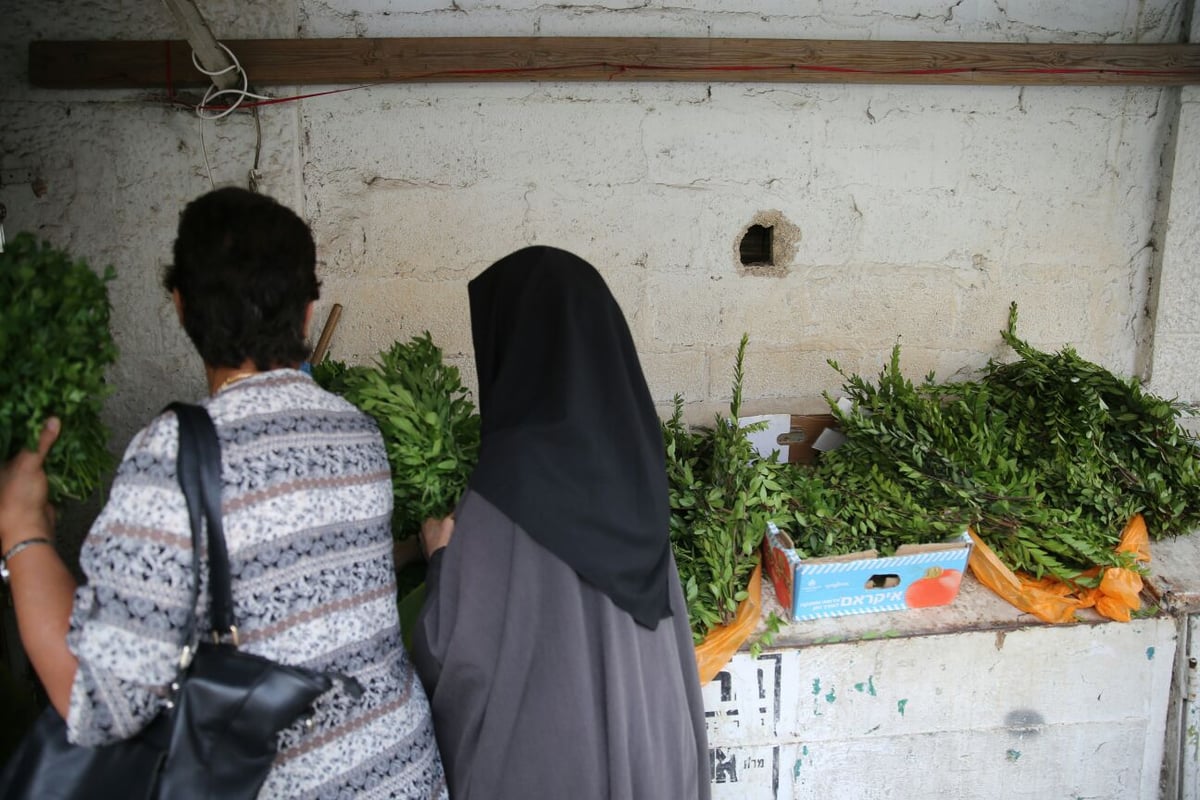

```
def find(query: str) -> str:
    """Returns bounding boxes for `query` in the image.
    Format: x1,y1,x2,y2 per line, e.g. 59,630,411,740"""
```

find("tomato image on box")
763,523,973,621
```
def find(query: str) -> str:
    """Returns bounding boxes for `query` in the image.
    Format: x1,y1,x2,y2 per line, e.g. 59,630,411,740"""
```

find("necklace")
215,371,258,393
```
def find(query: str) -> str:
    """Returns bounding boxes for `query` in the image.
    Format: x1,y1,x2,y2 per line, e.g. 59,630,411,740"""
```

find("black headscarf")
467,246,672,628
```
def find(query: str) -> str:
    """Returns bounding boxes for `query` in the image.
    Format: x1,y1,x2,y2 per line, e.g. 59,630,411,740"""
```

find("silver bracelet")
0,537,53,585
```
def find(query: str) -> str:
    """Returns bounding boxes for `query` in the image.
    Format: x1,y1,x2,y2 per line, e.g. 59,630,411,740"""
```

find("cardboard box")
781,414,839,465
738,413,841,465
763,522,972,621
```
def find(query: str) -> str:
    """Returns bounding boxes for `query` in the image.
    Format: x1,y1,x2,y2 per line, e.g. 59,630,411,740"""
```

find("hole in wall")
740,224,774,266
735,211,799,277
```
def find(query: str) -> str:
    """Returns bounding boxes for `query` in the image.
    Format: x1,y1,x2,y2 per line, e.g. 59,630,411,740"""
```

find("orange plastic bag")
694,564,762,684
968,515,1150,624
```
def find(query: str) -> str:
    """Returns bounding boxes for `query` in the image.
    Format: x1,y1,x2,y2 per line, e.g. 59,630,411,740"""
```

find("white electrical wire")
191,41,272,120
190,41,272,189
199,118,215,189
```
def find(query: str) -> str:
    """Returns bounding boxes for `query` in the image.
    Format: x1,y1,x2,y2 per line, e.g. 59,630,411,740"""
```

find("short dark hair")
164,187,320,370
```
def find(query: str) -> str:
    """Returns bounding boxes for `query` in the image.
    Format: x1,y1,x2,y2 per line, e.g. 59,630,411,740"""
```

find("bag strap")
167,400,365,698
168,402,238,643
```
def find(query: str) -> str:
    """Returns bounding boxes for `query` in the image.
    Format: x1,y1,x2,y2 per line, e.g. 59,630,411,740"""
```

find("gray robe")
412,490,711,800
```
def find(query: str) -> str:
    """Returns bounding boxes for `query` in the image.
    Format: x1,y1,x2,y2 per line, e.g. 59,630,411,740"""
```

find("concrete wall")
1,0,1194,453
1148,8,1200,409
705,617,1177,799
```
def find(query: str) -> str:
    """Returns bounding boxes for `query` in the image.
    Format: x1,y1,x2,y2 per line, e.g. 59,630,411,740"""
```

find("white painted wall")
1,0,1194,453
705,617,1177,799
1148,9,1200,409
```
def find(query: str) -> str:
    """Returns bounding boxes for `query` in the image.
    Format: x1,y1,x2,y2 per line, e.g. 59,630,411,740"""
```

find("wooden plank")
28,37,1200,90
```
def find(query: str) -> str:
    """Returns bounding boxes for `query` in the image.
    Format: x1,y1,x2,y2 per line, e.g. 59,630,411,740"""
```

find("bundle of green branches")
313,332,480,540
1,233,117,503
663,335,792,643
789,303,1200,584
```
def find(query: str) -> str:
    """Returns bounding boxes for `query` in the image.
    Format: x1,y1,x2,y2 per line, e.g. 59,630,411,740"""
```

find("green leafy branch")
1,233,117,503
314,332,480,539
664,334,792,643
789,302,1200,583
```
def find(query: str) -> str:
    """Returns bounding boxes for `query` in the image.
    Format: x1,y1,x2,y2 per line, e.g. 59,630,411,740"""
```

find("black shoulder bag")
0,402,358,799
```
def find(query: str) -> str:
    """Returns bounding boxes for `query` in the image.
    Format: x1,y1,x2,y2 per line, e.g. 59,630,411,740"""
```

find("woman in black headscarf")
411,246,710,800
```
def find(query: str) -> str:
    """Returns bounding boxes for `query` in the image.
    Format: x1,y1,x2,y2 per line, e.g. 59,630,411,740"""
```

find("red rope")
164,40,175,99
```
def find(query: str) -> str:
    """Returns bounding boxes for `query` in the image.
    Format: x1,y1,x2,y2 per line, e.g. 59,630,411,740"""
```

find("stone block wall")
1,0,1195,444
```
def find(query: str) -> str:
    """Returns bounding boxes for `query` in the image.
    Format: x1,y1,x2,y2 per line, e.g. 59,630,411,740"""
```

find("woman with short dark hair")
164,187,321,372
0,187,448,798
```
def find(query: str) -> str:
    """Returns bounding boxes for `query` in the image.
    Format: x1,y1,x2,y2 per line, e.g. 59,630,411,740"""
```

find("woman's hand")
0,417,78,719
420,515,455,560
0,417,60,553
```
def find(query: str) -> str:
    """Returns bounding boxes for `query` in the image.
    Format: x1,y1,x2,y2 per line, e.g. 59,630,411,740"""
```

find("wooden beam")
28,37,1200,90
